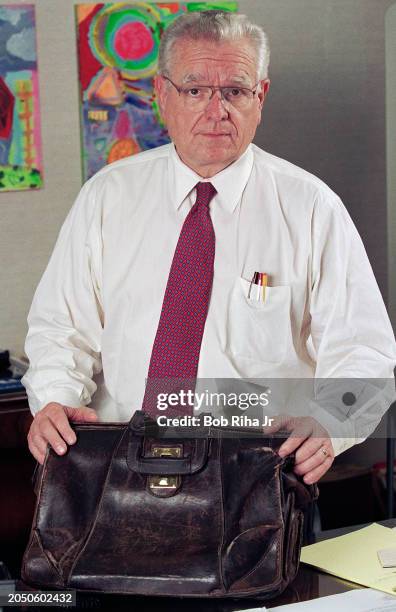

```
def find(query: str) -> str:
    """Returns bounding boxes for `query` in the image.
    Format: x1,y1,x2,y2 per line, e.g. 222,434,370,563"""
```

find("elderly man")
23,11,396,484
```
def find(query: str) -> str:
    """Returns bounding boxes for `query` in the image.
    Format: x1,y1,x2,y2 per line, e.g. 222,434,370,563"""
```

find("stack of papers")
301,523,396,595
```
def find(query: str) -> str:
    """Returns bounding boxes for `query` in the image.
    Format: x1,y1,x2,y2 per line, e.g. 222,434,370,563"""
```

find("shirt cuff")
23,383,83,416
307,399,357,456
329,436,364,457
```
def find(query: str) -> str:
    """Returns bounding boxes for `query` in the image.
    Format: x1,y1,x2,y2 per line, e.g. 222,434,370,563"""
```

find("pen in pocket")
248,272,268,302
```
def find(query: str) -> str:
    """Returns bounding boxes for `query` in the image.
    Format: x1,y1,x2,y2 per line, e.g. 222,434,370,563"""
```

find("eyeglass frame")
161,75,261,109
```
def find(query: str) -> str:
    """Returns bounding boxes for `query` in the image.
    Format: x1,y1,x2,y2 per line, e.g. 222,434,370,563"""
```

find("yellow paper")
301,523,396,596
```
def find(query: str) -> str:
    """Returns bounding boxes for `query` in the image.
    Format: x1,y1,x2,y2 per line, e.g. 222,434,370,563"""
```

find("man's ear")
154,74,168,119
257,78,270,110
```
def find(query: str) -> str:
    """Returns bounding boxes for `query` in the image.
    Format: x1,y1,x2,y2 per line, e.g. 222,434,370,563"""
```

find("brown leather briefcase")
22,411,317,599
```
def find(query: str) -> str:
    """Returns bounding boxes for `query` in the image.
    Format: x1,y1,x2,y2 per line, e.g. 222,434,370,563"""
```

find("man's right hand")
27,402,98,465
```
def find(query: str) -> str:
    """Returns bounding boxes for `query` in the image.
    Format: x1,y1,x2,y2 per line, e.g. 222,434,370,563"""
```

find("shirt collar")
168,142,254,214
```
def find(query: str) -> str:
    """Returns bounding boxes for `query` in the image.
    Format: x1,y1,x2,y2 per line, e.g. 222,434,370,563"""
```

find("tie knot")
195,182,217,208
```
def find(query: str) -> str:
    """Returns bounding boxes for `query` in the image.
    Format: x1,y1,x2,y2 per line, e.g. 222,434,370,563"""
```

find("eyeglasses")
163,76,259,111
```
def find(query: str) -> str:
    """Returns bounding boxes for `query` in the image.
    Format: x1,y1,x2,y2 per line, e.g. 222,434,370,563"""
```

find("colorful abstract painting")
76,2,238,180
0,4,43,192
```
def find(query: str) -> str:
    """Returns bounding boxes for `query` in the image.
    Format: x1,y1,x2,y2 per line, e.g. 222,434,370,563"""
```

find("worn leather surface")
21,412,317,599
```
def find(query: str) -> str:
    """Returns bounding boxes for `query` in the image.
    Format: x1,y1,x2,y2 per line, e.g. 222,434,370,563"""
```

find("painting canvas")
0,4,43,192
76,2,238,180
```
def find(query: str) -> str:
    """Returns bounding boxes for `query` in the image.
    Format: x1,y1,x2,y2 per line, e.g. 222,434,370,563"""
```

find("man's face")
155,38,270,177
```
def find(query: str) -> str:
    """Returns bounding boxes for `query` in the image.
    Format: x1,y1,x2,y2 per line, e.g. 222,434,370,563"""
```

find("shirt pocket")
226,277,292,364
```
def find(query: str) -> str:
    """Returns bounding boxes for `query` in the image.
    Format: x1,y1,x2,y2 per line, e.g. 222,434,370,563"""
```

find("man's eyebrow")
180,74,252,86
181,73,205,83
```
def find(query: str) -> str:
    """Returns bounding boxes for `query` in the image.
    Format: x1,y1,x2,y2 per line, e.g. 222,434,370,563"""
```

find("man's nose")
203,91,229,121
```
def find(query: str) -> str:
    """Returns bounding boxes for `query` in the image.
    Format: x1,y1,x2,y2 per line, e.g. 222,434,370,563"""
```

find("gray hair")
158,10,270,80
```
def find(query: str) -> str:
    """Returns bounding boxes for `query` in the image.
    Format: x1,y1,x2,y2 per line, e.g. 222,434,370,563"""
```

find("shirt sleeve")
308,190,396,456
22,178,104,415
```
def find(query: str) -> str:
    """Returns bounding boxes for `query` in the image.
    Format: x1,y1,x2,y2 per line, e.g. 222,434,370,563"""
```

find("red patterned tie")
143,182,217,418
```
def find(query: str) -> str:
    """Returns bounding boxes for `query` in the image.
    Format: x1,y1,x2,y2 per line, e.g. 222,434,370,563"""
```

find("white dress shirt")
22,143,396,456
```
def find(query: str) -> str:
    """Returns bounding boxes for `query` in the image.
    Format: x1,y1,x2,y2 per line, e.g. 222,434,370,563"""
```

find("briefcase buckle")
148,446,182,497
148,474,181,491
151,446,182,458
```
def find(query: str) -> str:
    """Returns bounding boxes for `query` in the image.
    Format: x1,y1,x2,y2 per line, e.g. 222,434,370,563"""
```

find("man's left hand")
266,415,334,484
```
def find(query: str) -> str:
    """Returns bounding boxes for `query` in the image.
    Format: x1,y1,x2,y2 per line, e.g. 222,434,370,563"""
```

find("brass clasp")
151,446,182,458
148,475,180,491
148,446,182,495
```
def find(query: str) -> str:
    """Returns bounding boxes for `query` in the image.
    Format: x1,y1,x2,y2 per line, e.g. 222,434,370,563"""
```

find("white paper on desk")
234,609,267,612
233,608,267,612
270,588,396,611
